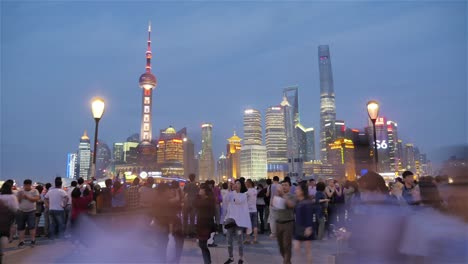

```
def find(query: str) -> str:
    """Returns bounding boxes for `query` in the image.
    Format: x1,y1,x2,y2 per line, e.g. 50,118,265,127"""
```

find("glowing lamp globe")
367,100,380,121
91,97,105,120
139,72,157,90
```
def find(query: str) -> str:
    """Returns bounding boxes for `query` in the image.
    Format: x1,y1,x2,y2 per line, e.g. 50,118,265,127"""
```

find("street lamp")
91,97,105,180
367,100,380,171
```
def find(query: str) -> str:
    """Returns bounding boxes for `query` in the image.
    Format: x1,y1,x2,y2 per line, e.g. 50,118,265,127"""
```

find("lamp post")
91,97,105,180
367,100,380,172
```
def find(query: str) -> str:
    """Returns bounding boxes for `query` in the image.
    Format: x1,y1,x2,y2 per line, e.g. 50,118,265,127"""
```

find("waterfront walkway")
3,233,349,264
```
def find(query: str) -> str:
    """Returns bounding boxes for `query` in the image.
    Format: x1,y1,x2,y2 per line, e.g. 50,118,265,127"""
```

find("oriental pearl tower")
137,22,158,167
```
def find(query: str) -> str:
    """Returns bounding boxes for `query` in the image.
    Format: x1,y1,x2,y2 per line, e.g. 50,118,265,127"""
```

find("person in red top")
71,186,93,244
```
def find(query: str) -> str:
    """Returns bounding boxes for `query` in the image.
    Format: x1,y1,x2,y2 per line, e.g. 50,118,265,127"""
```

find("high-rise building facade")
77,131,91,180
199,123,215,181
240,145,268,181
66,153,77,179
240,109,267,180
183,137,197,179
113,143,124,164
157,126,185,177
404,143,416,172
386,120,399,172
328,138,356,181
265,106,287,164
96,141,111,178
217,153,228,183
318,45,337,162
226,132,242,180
243,109,262,145
366,117,391,172
296,124,316,162
281,95,302,179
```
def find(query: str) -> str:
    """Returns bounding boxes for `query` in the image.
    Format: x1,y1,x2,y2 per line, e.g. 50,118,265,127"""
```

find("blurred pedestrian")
195,183,216,264
256,184,266,234
126,178,140,209
183,174,199,238
275,181,296,264
244,179,258,244
293,182,314,263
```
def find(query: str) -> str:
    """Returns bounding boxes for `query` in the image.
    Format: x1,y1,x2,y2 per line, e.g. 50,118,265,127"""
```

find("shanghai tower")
318,45,336,162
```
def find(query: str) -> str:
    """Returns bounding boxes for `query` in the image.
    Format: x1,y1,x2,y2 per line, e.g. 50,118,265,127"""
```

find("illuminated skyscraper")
66,153,77,179
77,131,91,180
217,153,228,182
157,126,185,177
226,132,242,180
183,137,197,179
199,124,215,181
265,106,287,164
387,120,399,172
296,124,316,162
404,143,416,171
137,22,158,168
240,145,268,181
96,141,111,178
243,109,262,145
281,96,302,179
328,138,356,181
113,143,124,164
240,109,267,180
318,45,337,162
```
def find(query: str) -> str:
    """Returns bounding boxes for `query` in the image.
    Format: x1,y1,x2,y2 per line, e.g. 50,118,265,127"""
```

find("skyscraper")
113,143,124,164
281,96,302,179
240,109,267,181
66,153,77,179
265,106,287,164
367,116,391,171
137,22,158,168
77,131,91,180
387,120,399,172
243,109,262,145
296,124,316,162
217,153,228,182
404,143,416,171
199,123,215,181
226,132,242,180
96,141,111,178
157,126,185,177
183,137,197,179
318,45,337,162
328,138,356,181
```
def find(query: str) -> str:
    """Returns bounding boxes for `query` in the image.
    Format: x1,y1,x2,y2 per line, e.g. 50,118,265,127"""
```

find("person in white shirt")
16,179,40,248
308,179,317,197
44,177,68,239
244,179,258,244
267,176,281,238
223,179,251,264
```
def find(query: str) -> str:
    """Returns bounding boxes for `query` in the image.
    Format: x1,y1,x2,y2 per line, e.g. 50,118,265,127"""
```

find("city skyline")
1,1,466,182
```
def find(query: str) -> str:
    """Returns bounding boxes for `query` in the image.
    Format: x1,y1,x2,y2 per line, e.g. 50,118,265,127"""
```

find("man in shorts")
17,179,40,247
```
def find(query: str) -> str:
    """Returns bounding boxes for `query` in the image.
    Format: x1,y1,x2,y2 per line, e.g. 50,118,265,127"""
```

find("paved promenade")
4,233,349,264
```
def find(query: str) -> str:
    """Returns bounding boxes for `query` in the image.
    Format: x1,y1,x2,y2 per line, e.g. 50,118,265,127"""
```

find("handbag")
223,218,237,229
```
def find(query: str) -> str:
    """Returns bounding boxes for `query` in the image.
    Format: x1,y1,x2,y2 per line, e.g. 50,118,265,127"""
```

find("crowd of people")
1,169,467,264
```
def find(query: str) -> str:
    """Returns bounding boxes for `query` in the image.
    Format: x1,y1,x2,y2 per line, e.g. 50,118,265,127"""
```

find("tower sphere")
139,72,157,90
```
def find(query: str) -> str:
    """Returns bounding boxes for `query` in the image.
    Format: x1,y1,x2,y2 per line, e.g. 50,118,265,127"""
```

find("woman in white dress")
223,179,251,264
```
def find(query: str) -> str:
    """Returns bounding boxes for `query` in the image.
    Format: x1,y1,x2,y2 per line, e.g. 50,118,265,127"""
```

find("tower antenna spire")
145,21,152,72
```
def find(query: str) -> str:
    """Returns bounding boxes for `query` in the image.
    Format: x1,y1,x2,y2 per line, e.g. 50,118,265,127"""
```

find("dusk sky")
1,1,466,183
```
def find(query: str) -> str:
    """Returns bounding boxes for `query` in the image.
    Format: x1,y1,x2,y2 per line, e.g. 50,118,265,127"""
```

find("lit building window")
144,124,149,131
144,97,150,105
144,114,150,122
144,106,150,113
144,133,149,140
